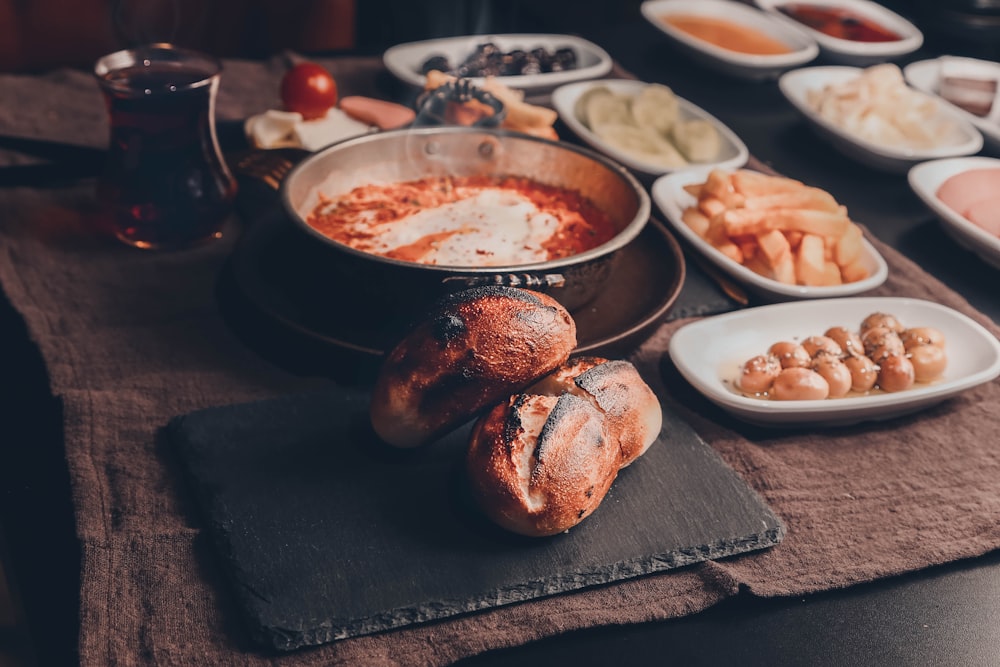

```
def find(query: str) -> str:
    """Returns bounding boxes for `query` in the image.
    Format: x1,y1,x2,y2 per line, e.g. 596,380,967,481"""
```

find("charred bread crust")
369,286,577,448
466,392,620,537
528,356,662,466
467,356,663,536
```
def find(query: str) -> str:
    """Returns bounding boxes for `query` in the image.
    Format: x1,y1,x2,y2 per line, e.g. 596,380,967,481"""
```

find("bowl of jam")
754,0,923,64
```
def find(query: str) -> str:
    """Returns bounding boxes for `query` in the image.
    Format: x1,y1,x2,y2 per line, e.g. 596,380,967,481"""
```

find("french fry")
702,169,745,208
821,261,843,286
698,196,728,219
741,187,840,213
743,252,773,279
681,206,710,236
772,254,796,284
794,234,828,286
834,221,864,266
756,229,792,268
767,208,850,238
722,207,772,236
730,169,804,197
714,239,744,265
840,258,870,283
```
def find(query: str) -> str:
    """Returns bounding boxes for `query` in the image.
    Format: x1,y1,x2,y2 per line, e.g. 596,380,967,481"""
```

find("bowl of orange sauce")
640,0,818,80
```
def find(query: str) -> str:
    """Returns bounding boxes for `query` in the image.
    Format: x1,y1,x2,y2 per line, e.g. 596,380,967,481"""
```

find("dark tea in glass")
94,44,237,250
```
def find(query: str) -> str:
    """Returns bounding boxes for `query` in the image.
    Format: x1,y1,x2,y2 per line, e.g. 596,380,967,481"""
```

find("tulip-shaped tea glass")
94,44,237,249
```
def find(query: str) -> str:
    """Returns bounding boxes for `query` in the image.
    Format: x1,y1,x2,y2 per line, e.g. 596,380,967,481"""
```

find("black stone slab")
167,386,784,652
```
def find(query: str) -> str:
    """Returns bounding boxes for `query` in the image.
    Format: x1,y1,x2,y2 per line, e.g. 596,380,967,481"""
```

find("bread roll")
467,392,620,537
467,356,662,537
528,356,662,466
369,286,577,448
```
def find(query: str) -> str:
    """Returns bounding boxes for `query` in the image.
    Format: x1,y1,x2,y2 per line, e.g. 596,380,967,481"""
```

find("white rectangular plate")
669,297,1000,426
382,33,613,93
651,168,888,301
550,78,749,176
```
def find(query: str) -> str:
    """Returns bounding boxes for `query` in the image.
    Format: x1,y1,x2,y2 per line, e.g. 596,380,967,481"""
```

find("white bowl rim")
640,0,820,69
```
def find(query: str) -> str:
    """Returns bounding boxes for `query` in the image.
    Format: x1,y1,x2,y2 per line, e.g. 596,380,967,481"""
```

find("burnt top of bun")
435,285,546,310
431,313,466,342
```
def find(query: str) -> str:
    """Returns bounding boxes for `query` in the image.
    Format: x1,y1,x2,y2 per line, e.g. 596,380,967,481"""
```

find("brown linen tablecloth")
1,55,999,666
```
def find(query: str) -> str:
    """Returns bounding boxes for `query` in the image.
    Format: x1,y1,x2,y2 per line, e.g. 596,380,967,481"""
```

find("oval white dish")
907,156,1000,270
382,33,613,93
904,56,1000,153
778,65,984,173
550,79,749,176
640,0,819,81
651,168,888,301
754,0,922,65
668,297,1000,427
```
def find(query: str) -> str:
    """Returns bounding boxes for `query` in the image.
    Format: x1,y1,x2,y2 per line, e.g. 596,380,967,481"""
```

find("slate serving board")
168,385,784,652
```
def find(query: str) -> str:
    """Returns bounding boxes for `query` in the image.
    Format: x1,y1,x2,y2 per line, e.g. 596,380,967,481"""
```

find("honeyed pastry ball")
771,367,830,400
877,354,915,393
861,312,905,335
768,341,811,369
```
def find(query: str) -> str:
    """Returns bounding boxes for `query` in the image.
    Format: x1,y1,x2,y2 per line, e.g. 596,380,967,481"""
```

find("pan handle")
441,273,566,290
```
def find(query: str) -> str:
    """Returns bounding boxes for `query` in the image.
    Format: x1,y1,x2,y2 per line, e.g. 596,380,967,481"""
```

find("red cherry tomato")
280,63,338,120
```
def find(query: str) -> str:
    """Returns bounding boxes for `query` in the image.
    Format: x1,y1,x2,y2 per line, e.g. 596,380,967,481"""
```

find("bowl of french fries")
652,167,888,300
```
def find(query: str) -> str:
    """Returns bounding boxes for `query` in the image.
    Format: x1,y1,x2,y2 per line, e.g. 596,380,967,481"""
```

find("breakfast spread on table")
735,311,947,400
7,7,1000,665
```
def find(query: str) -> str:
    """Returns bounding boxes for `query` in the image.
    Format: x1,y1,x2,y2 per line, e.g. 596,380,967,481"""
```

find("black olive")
554,47,577,69
421,54,451,75
520,58,542,76
530,47,555,72
475,42,501,58
500,49,527,75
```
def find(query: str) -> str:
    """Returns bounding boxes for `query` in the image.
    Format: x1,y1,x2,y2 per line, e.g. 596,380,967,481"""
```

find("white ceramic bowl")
778,66,984,173
754,0,922,65
669,297,1000,426
640,0,818,80
550,79,749,176
908,156,1000,270
382,33,613,93
651,168,888,301
904,57,1000,153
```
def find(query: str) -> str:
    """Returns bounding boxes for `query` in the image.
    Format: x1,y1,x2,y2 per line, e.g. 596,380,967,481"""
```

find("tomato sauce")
662,14,794,55
305,175,618,267
776,4,902,42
